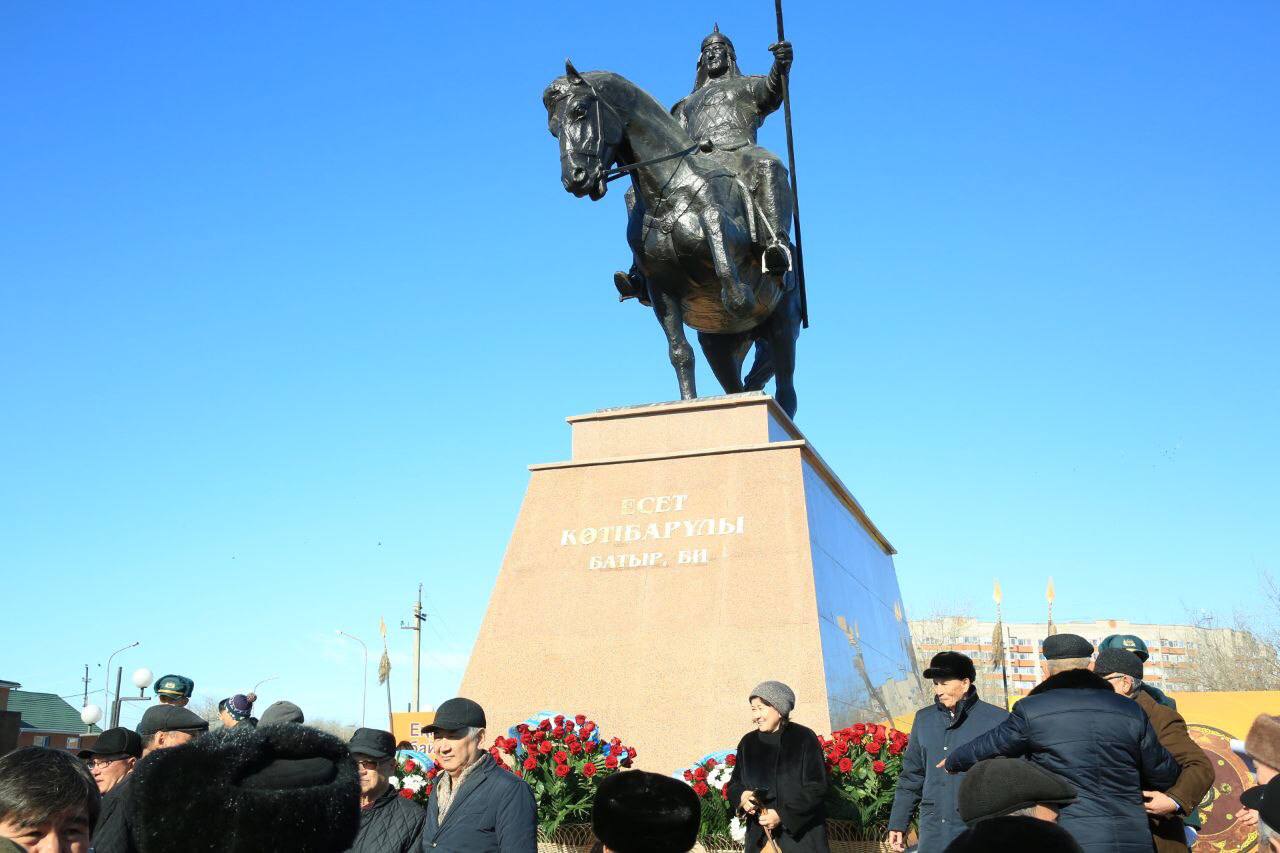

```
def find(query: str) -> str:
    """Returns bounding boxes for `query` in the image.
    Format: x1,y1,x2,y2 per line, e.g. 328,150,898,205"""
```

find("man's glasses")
85,756,127,769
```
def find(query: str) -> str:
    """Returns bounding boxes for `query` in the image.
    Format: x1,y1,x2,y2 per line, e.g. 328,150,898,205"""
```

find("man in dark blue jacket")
418,698,536,853
886,652,1008,853
944,637,1181,853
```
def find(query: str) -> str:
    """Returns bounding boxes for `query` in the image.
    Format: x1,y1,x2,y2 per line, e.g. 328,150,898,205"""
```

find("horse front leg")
650,285,696,400
699,207,757,320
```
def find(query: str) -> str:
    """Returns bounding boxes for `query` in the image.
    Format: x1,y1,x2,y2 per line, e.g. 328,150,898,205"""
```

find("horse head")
543,61,624,200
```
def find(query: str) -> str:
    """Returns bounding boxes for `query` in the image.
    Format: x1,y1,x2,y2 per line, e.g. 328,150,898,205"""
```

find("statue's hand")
769,41,793,73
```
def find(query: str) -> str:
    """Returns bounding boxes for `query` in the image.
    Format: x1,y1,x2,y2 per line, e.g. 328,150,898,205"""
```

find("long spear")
773,0,809,328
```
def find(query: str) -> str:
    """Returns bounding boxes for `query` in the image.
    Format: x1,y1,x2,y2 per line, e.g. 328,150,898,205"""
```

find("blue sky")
2,3,1277,727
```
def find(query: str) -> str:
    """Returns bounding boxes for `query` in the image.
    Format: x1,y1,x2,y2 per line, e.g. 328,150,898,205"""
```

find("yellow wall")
1167,690,1280,738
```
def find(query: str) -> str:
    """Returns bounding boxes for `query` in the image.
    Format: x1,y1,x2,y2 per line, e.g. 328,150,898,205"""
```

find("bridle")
562,82,707,186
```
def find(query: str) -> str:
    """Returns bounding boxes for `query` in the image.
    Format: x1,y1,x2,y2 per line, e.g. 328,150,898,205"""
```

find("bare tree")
307,719,357,741
1181,571,1280,691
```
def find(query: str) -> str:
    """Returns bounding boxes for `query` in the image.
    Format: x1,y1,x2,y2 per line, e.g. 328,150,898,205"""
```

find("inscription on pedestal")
558,493,746,570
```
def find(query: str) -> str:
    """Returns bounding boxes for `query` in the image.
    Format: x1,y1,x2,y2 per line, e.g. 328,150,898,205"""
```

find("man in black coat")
944,635,1181,853
347,728,426,853
887,652,1008,853
418,698,536,853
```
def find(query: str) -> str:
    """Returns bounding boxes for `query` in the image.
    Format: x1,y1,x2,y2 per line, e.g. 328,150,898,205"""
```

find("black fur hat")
923,651,977,682
944,815,1084,852
128,724,360,852
592,770,700,853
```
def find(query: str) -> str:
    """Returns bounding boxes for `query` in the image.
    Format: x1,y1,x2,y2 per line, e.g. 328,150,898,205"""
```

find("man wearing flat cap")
887,652,1008,852
346,727,425,853
1095,648,1212,852
418,697,536,852
957,757,1076,825
1098,634,1177,709
945,642,1181,853
91,705,209,853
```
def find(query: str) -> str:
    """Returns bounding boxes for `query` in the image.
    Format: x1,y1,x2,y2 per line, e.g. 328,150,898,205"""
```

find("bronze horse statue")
543,63,803,418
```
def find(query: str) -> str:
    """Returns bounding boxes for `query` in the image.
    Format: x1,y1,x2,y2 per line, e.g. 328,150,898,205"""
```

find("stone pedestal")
459,393,925,773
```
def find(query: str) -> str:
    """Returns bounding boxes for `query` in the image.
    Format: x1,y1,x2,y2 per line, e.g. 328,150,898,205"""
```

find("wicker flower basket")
536,825,597,853
537,820,899,853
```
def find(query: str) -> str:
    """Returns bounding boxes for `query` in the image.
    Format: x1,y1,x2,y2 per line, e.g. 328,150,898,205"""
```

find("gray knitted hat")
750,681,795,717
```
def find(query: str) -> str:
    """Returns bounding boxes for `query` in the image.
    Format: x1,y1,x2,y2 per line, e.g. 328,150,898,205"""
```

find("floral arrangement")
820,723,909,830
677,751,744,843
490,712,636,836
387,754,437,805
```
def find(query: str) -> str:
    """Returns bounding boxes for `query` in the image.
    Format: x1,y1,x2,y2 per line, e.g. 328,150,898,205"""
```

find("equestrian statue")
543,28,806,418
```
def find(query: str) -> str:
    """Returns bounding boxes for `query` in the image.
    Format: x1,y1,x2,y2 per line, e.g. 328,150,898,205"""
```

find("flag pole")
773,0,809,327
993,580,1010,709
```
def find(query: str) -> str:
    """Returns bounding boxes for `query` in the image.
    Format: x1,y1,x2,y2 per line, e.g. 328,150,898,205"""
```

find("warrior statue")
614,27,795,305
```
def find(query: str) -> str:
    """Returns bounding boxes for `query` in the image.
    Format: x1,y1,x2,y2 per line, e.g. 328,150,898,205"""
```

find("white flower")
707,766,732,788
729,817,747,843
388,776,402,789
402,774,426,793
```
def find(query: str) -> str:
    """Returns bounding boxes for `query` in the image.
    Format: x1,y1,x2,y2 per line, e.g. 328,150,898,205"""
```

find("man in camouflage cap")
152,674,194,707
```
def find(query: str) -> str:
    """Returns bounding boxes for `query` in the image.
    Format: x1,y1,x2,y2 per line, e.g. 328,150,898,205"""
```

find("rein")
569,85,708,185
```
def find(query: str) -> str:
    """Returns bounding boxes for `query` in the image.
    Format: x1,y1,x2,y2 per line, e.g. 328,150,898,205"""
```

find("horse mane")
543,70,689,145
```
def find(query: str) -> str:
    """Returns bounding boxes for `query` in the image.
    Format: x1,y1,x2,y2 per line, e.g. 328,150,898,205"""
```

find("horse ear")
565,58,586,86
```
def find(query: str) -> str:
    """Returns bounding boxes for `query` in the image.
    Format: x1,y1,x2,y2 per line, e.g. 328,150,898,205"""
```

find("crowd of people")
0,639,1276,853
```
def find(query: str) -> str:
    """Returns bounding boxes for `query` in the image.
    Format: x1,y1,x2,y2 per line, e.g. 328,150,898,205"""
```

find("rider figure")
615,27,795,305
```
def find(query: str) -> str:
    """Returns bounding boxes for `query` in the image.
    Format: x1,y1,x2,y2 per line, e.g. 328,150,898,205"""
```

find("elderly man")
1094,648,1213,852
957,758,1076,826
887,652,1008,852
92,704,209,853
1098,635,1177,709
944,634,1180,853
346,728,425,853
0,747,100,853
419,697,536,853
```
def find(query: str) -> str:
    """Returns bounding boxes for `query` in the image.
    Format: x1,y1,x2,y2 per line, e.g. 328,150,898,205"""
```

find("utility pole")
400,584,426,712
82,665,90,709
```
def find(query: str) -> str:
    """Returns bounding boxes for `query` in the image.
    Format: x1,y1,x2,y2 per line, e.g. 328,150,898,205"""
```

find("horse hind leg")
743,338,774,391
697,331,752,396
764,288,802,418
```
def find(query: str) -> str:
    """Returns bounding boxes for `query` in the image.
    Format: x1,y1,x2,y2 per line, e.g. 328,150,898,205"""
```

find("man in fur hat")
613,27,795,304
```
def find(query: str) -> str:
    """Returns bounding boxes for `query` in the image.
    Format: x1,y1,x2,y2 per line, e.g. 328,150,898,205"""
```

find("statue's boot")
755,160,795,284
613,267,652,306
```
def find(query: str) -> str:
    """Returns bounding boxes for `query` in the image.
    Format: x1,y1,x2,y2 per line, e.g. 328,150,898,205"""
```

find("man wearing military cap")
152,674,194,707
1099,634,1177,709
1040,633,1094,678
91,706,209,853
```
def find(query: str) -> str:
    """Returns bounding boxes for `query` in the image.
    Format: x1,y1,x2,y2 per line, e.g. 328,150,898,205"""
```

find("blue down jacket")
945,669,1180,853
886,688,1008,853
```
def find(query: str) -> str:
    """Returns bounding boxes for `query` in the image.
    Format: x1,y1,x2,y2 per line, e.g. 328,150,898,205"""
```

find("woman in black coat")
726,681,831,853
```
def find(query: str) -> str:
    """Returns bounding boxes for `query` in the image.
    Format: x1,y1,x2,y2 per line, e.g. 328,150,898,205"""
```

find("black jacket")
726,721,830,853
348,786,426,853
945,669,1181,853
419,754,537,853
886,688,1008,852
91,773,134,853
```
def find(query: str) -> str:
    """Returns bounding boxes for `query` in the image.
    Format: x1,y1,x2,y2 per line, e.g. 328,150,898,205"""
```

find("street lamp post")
336,631,368,727
102,642,139,722
111,668,154,727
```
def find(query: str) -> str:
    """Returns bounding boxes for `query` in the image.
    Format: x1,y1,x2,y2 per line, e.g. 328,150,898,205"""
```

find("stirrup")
762,242,792,275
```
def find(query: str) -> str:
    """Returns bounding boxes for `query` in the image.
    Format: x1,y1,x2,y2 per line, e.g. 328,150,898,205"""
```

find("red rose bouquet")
676,751,738,843
388,755,437,805
820,723,908,831
490,712,635,836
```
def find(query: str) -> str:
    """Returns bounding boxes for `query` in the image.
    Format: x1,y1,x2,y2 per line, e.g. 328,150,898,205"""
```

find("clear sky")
3,3,1277,728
